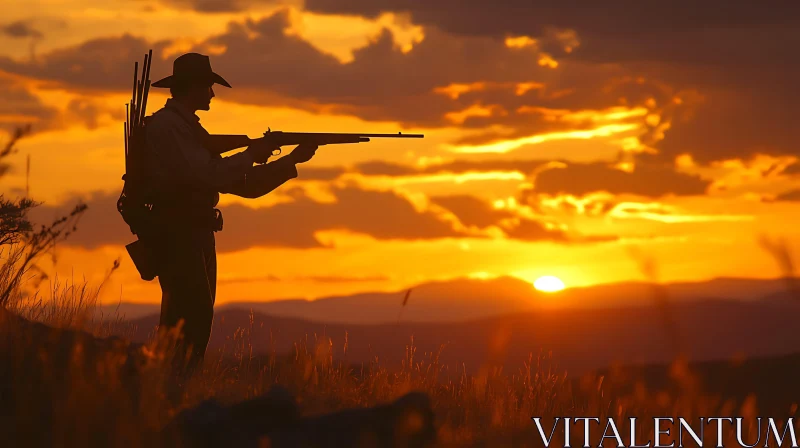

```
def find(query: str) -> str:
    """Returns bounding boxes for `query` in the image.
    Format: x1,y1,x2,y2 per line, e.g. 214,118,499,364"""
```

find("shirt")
143,98,298,210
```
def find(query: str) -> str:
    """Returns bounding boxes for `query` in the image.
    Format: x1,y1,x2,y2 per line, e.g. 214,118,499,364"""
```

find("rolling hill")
118,296,800,376
101,275,796,324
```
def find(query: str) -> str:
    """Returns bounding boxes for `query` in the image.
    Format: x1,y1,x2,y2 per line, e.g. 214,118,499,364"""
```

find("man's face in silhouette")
178,81,215,112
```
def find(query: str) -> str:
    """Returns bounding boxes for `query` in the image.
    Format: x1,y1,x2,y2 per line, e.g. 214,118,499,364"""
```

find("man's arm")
220,156,298,198
146,117,255,191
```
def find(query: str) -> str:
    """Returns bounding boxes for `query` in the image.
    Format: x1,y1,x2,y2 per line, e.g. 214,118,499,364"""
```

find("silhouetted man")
143,53,318,377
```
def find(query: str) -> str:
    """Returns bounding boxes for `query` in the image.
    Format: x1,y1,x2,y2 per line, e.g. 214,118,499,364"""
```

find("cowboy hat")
151,52,231,89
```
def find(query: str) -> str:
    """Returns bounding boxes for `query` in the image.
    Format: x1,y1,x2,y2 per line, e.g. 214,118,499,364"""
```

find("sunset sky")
2,0,800,305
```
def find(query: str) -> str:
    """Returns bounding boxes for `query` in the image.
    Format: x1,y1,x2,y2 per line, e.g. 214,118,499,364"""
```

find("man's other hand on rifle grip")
288,144,319,164
245,138,280,164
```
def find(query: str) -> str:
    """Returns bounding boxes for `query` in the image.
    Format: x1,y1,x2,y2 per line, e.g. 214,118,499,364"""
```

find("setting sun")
533,276,566,293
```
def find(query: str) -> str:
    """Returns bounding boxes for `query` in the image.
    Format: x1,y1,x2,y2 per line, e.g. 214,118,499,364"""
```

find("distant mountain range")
117,297,800,376
90,275,800,376
99,275,798,324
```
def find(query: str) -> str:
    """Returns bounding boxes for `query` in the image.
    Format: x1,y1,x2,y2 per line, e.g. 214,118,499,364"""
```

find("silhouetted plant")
0,126,88,308
0,125,36,246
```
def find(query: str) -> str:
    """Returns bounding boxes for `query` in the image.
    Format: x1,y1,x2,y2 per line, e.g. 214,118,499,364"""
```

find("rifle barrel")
273,132,424,138
355,133,424,138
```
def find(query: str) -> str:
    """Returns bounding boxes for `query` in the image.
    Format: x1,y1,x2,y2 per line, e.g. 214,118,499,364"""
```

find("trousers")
154,230,217,376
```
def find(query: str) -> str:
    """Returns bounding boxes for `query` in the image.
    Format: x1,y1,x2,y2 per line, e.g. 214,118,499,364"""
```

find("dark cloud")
204,11,595,129
303,1,800,40
530,161,710,198
0,78,58,132
773,189,800,202
294,159,548,183
66,98,125,130
158,0,285,12
425,159,546,175
8,5,791,164
0,34,170,92
352,159,547,177
654,87,800,163
2,21,43,39
0,36,165,133
528,194,619,218
430,195,513,228
782,163,800,176
503,219,566,242
563,20,800,163
302,0,800,163
427,194,616,243
219,186,601,247
219,184,467,249
0,11,645,137
27,186,466,251
351,161,417,177
29,183,608,252
0,76,125,134
159,0,251,12
26,191,125,248
295,166,347,181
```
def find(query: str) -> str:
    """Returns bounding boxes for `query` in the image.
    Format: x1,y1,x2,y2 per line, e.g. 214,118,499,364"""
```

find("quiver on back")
118,49,154,237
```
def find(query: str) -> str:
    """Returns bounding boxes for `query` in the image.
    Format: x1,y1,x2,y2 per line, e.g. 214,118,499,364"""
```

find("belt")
148,205,224,232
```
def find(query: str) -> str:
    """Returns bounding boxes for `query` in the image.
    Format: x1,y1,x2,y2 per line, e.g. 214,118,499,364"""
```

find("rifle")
204,130,424,156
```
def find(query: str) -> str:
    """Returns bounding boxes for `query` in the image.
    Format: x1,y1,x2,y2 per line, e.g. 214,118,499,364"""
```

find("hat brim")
151,72,231,89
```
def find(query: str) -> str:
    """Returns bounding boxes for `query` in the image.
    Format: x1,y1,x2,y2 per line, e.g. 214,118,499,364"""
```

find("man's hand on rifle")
288,144,319,164
245,138,281,164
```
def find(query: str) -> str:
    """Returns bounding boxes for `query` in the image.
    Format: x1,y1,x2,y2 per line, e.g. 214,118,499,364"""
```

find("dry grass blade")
758,234,799,299
396,288,413,324
626,246,684,359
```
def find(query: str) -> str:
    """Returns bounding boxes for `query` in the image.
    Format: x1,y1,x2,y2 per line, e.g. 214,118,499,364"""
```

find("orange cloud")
504,35,537,49
444,104,506,125
607,202,753,223
433,82,488,100
530,161,710,198
448,123,638,154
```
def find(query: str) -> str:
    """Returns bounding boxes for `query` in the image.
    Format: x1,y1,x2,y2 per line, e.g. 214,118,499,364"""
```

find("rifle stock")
205,134,252,155
205,131,424,155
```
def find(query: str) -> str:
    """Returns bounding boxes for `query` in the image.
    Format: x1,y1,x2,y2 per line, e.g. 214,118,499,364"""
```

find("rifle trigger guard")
263,129,281,157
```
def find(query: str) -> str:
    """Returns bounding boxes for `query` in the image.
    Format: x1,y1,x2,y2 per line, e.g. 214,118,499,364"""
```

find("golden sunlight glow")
620,136,649,153
537,192,616,216
613,161,635,173
287,11,425,63
608,202,754,223
533,276,565,293
444,104,504,124
448,123,639,154
516,106,649,124
538,53,559,68
162,37,198,59
385,171,526,185
433,81,544,100
505,35,538,49
433,82,488,100
468,271,497,280
675,154,696,169
703,154,800,195
515,82,543,96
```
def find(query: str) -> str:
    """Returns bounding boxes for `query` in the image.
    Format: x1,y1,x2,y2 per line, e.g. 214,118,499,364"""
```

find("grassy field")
2,275,798,447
